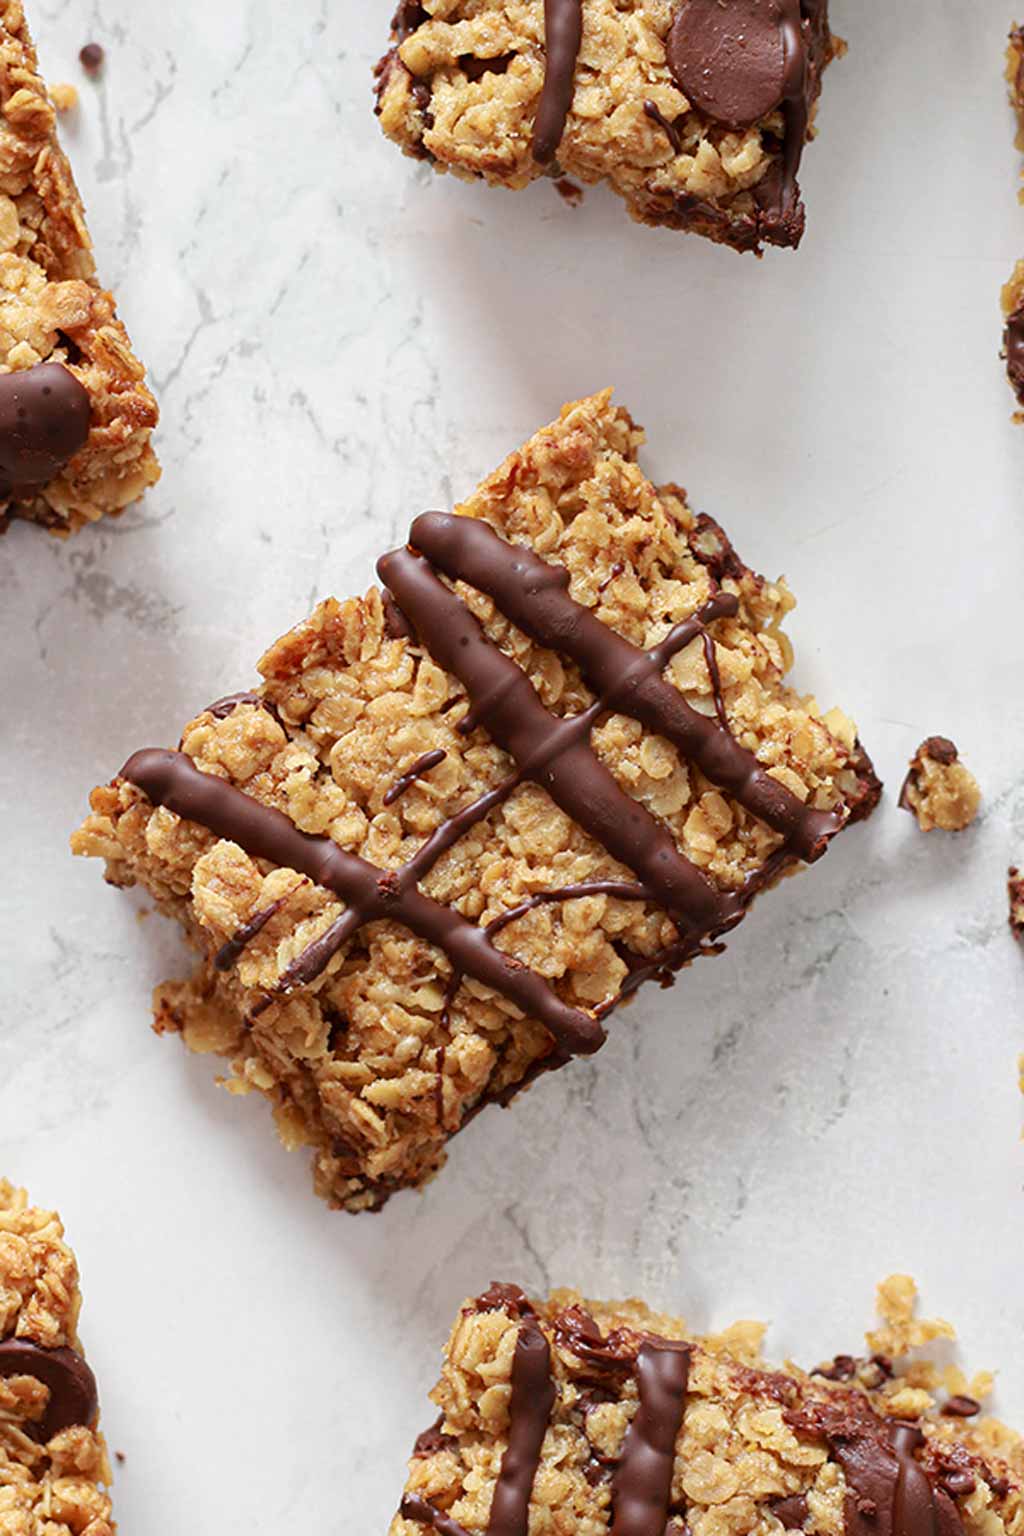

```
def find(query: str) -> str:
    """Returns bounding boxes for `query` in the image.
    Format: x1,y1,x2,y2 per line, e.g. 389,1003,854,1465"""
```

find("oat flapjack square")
0,1,159,535
72,391,879,1213
388,1278,1020,1536
375,1,842,253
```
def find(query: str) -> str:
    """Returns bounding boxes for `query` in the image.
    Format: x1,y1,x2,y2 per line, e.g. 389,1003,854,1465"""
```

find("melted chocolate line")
486,881,649,940
400,1493,472,1536
644,100,683,155
378,541,741,935
0,1339,98,1442
532,0,583,163
777,0,810,215
121,749,604,1058
1004,307,1024,406
610,1343,692,1536
699,626,729,731
487,1321,556,1536
833,1421,967,1536
407,513,840,861
213,886,302,971
384,749,448,805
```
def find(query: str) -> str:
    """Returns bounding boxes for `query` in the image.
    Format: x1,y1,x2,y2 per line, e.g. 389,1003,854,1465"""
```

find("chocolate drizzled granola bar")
375,1,842,253
0,1,158,535
72,391,879,1213
0,1180,116,1533
390,1278,1021,1536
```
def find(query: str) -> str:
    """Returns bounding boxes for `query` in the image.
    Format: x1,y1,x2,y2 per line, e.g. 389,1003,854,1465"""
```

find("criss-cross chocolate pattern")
123,511,844,1059
400,1288,691,1536
397,1287,975,1536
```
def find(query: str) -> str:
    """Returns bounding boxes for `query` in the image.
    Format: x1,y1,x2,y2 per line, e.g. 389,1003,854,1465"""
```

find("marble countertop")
3,1,1024,1528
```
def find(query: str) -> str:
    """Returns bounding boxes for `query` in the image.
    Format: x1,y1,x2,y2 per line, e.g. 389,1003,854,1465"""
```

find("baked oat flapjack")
375,1,843,253
72,391,879,1213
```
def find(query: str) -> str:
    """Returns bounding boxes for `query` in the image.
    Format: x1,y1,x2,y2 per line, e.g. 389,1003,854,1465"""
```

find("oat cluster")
375,0,841,251
73,391,878,1213
390,1279,1023,1536
0,1,158,534
899,739,980,835
0,1181,114,1536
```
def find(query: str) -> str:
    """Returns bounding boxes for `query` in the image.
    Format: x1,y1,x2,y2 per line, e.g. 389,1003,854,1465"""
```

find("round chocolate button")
667,0,787,131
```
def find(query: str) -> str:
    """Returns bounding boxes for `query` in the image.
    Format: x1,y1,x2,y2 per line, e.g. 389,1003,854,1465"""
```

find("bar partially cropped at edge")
0,1180,116,1532
72,391,879,1213
388,1277,1021,1536
375,1,844,254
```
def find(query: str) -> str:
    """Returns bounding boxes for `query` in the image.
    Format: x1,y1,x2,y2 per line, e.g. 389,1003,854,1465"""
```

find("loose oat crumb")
50,82,78,113
1009,868,1024,942
898,737,981,832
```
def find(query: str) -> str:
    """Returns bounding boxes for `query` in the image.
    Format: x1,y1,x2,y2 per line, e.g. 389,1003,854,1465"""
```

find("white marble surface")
2,0,1024,1528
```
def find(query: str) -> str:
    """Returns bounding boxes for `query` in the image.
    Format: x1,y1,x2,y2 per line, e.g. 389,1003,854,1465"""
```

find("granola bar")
72,390,879,1213
0,1180,116,1533
0,1,159,536
389,1277,1022,1536
898,739,980,835
374,1,842,253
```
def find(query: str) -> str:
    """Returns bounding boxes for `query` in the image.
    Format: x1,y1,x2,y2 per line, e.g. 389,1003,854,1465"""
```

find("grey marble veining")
2,1,1024,1529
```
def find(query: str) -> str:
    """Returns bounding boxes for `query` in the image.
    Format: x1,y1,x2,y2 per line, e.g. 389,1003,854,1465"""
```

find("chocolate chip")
667,0,788,131
79,43,105,75
0,363,91,497
942,1395,981,1418
770,1495,809,1529
0,1339,98,1441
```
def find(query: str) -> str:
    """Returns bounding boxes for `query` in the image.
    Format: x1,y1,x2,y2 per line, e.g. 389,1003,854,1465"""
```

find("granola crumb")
50,82,78,113
898,737,981,833
1010,867,1024,942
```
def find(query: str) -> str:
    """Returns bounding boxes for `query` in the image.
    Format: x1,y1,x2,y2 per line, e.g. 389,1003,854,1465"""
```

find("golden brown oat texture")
374,0,843,253
72,390,879,1214
389,1277,1023,1536
0,0,158,535
0,1180,115,1535
898,738,981,835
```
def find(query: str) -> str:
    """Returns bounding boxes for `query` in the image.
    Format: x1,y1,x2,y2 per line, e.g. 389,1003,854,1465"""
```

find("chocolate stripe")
833,1422,966,1536
407,513,841,861
531,0,583,162
378,544,741,935
399,1493,471,1536
487,1322,556,1536
611,1342,691,1536
121,749,604,1058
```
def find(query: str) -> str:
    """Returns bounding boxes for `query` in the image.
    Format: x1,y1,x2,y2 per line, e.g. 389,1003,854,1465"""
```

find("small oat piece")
73,391,879,1213
1009,868,1024,941
898,737,981,834
374,1,843,255
50,81,78,112
0,7,157,536
0,1179,117,1533
389,1278,1021,1536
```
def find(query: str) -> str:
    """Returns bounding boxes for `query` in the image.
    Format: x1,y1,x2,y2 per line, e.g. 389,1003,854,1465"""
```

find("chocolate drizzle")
610,1342,692,1536
384,749,448,805
1004,307,1024,408
487,1322,557,1536
404,513,840,861
532,0,583,163
0,1339,98,1441
834,1423,966,1536
121,748,605,1059
400,1493,471,1536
